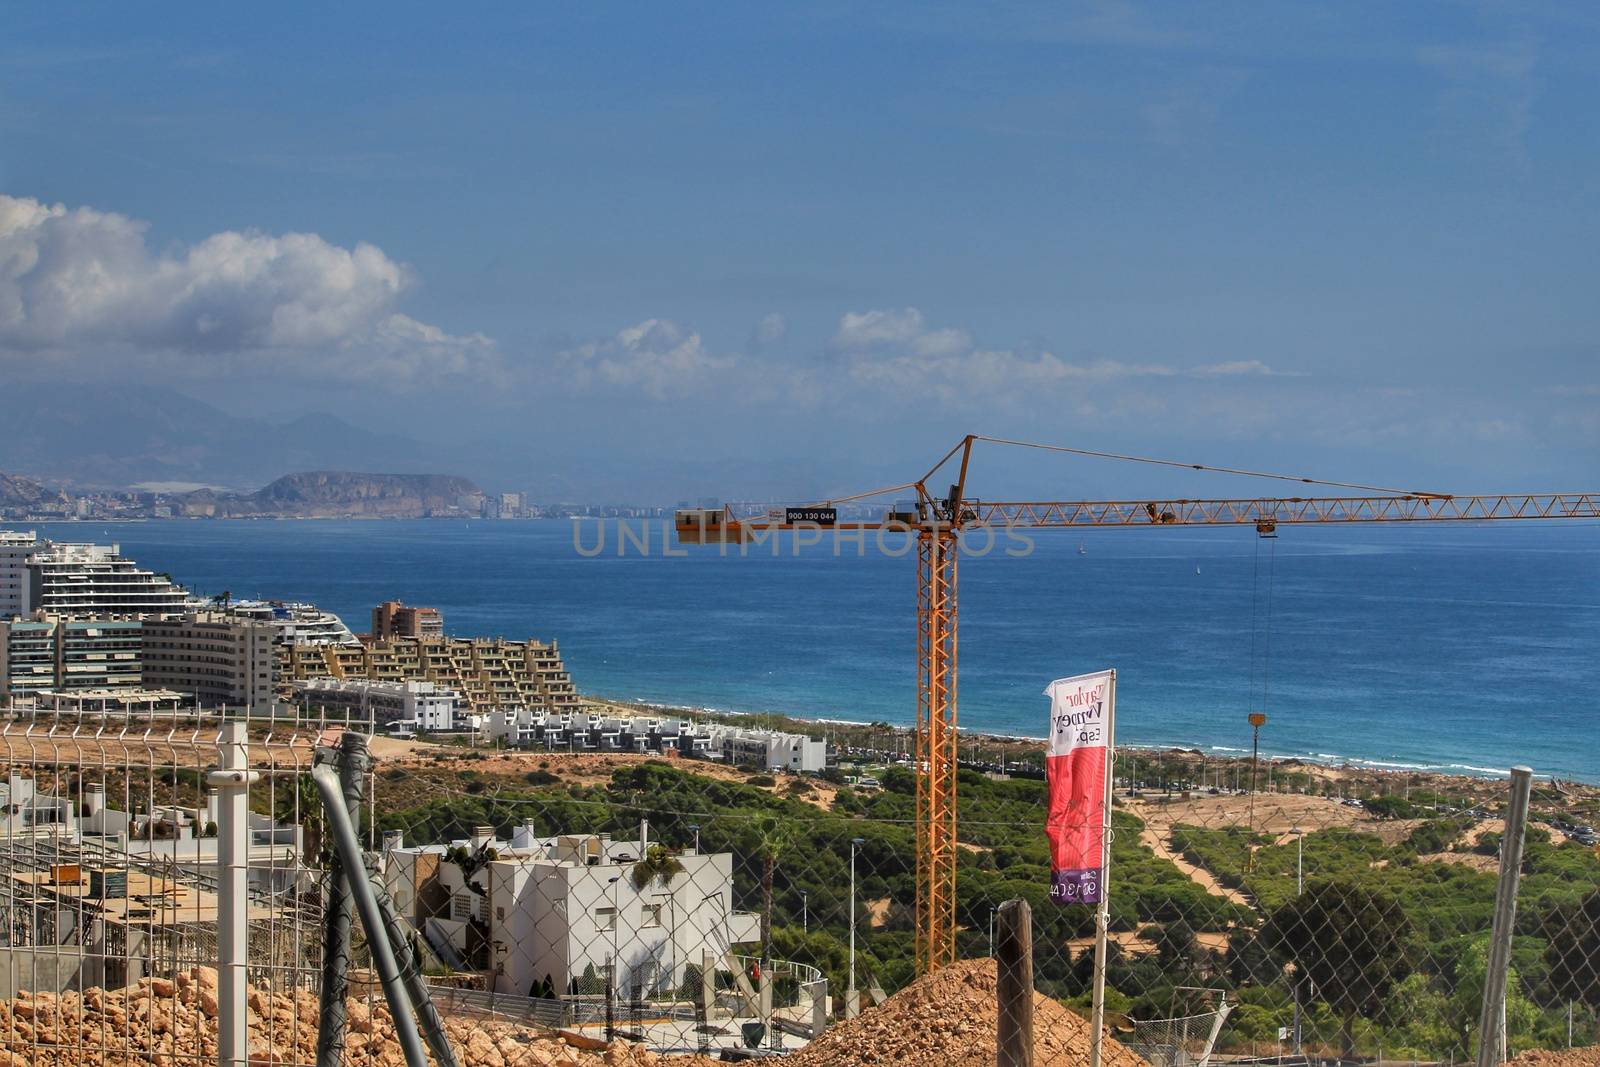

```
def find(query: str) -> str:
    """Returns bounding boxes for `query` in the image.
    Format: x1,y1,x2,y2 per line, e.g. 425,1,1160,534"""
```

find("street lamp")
688,823,700,854
848,837,864,1019
801,889,808,934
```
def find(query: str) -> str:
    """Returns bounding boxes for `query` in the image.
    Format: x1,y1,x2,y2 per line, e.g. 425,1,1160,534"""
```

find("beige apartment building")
280,635,579,715
141,611,277,708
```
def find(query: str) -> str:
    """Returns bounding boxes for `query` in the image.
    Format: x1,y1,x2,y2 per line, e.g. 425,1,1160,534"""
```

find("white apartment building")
141,611,277,708
0,778,300,891
720,728,829,775
75,785,302,890
479,709,829,773
293,676,466,731
220,600,359,646
15,541,186,618
0,774,76,838
383,825,760,999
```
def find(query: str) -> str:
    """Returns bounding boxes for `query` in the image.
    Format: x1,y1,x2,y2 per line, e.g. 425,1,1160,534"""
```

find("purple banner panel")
1050,866,1103,905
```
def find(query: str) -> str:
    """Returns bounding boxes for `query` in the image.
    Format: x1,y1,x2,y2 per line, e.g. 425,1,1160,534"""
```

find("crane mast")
675,435,1599,975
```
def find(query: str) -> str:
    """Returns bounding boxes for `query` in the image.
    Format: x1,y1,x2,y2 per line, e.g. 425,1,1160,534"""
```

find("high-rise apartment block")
141,611,277,708
0,530,38,619
0,616,143,700
371,600,444,640
1,538,186,618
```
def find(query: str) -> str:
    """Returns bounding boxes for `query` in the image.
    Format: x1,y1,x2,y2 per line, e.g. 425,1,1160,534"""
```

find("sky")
1,2,1597,501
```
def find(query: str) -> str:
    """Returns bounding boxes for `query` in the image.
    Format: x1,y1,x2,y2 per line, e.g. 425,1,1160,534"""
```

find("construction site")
0,435,1594,1067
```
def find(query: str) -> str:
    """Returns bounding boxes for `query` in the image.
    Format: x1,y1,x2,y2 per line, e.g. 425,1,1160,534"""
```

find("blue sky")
1,2,1596,499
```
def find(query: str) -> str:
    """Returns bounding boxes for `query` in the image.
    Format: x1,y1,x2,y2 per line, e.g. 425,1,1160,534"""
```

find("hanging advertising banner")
1043,669,1116,904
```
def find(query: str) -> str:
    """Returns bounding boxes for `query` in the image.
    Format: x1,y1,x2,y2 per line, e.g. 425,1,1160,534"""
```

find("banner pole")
1090,670,1116,1067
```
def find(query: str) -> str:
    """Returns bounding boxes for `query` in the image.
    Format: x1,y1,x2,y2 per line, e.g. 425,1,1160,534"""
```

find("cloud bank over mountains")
1,194,1292,408
0,191,1590,494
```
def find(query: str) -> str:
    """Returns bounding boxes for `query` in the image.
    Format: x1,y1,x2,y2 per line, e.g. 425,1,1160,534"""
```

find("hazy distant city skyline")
2,3,1596,500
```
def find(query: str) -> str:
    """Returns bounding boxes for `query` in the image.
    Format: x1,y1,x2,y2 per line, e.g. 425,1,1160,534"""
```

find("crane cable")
1248,536,1261,714
1246,531,1280,717
970,435,1448,498
1262,534,1278,718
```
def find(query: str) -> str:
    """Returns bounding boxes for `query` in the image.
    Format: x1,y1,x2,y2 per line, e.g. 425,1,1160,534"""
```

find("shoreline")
580,691,1600,795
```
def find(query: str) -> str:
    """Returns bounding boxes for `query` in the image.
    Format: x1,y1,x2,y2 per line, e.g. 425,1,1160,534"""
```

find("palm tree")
276,772,324,865
752,814,792,965
631,844,685,892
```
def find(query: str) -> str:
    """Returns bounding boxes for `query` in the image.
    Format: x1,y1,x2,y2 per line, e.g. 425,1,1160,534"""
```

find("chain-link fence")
1,707,1595,1067
0,706,337,1067
365,729,1599,1065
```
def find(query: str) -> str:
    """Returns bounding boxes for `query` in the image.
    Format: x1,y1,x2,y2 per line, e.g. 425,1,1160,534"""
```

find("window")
595,906,616,931
642,904,662,929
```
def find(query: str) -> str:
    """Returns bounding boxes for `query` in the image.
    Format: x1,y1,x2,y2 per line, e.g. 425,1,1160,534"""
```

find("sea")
12,518,1600,783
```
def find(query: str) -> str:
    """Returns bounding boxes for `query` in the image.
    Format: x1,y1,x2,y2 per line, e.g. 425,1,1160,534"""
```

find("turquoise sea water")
14,519,1600,782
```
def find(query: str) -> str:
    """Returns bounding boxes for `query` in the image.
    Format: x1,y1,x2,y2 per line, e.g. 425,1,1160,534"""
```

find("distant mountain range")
0,471,69,511
0,383,458,491
0,382,884,504
182,471,483,518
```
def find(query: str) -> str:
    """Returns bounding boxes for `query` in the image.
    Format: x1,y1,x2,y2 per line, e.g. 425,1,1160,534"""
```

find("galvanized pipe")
312,763,430,1067
1476,766,1533,1067
314,734,366,1067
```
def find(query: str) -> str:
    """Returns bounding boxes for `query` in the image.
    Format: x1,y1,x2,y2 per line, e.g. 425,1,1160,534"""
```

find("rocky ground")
0,968,713,1067
788,958,1150,1067
1507,1046,1600,1067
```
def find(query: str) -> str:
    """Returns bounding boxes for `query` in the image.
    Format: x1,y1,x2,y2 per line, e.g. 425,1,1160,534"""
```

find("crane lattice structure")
675,433,1600,974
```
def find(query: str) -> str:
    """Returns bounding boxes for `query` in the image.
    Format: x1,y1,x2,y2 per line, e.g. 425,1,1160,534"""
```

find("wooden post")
997,898,1034,1067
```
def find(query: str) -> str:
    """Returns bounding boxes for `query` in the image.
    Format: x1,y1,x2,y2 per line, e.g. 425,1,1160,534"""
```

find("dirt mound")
1507,1047,1600,1067
0,968,710,1067
789,958,1150,1067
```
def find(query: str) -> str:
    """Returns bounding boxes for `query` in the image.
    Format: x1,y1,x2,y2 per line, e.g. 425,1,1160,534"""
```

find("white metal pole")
1090,670,1117,1067
212,721,252,1067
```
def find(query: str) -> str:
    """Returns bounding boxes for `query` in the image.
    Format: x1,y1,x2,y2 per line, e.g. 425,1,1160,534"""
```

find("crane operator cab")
885,501,923,529
675,508,747,544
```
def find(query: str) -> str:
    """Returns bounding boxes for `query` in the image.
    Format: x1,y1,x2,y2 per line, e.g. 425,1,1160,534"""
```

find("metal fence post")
312,763,431,1067
315,734,362,1067
997,897,1034,1067
211,721,252,1067
1476,765,1533,1067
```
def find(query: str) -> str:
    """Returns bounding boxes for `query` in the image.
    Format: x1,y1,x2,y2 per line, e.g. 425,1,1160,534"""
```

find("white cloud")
0,193,498,386
1417,37,1540,163
831,307,1288,401
559,318,736,400
753,312,788,347
1194,359,1279,376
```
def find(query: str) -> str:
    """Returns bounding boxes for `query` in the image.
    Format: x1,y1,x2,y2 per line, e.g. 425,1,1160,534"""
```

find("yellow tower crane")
676,433,1600,974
